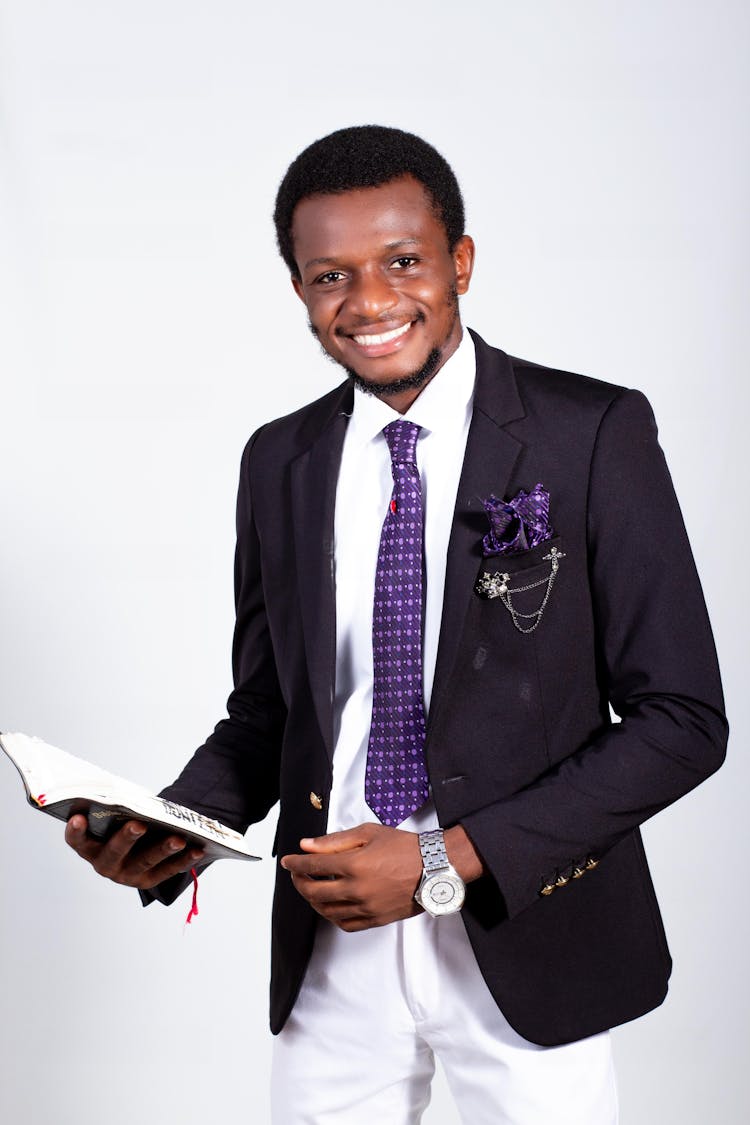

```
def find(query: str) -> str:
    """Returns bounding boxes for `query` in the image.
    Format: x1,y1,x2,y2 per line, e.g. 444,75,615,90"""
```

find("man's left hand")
281,823,423,932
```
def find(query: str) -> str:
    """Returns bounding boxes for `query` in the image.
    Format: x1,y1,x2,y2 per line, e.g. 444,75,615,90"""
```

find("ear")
452,235,475,296
291,275,306,303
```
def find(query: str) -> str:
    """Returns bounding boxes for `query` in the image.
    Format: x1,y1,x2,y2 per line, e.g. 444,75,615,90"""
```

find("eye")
391,256,418,270
315,270,346,285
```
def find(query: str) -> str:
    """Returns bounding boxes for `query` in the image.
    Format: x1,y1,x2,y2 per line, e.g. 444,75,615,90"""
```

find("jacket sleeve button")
309,792,323,810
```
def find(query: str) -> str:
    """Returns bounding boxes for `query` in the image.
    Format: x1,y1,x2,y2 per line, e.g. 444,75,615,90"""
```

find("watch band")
418,828,450,872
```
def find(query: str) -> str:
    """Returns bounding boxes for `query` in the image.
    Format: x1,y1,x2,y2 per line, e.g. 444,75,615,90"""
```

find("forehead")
291,176,447,270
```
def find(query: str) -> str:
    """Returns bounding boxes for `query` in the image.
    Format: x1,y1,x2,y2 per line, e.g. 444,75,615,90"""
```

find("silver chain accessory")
475,546,566,634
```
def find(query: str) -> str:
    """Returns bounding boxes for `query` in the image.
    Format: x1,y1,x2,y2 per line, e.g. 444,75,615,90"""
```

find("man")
66,126,727,1123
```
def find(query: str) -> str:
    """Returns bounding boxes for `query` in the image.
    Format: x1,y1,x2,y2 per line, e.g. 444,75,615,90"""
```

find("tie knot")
383,420,421,467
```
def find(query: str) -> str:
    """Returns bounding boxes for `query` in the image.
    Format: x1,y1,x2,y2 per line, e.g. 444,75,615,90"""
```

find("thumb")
299,826,370,853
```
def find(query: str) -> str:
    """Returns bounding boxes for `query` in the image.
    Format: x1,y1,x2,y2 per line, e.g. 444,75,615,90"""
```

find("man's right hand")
65,815,205,890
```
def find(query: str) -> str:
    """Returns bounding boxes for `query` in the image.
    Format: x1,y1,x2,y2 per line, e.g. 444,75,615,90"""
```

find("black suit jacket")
146,330,727,1046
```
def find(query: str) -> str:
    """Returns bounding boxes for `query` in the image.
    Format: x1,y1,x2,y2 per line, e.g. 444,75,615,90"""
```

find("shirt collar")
346,329,476,449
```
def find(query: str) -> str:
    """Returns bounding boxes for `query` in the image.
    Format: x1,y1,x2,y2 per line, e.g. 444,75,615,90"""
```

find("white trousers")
271,911,618,1124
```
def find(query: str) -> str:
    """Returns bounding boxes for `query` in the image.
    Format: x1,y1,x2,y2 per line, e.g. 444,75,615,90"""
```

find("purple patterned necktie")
365,419,430,827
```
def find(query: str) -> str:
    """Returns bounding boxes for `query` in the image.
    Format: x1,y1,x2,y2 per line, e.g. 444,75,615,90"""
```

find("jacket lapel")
291,385,352,762
427,331,526,733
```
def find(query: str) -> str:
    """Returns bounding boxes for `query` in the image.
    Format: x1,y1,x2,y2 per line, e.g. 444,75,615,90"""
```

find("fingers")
65,816,204,889
98,821,152,870
285,872,366,927
286,871,401,932
129,845,206,890
65,813,102,860
281,855,341,881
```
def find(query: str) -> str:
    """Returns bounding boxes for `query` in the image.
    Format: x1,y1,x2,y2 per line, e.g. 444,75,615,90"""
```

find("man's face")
290,176,475,412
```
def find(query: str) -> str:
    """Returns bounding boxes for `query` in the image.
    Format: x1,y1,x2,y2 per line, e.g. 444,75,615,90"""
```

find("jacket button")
540,882,556,897
309,792,323,811
585,856,599,870
572,866,586,879
555,872,570,887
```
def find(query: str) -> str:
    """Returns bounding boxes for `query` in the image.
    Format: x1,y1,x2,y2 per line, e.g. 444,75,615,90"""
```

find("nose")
346,267,398,320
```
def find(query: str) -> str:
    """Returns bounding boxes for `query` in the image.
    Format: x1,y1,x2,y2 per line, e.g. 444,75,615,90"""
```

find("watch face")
423,873,465,916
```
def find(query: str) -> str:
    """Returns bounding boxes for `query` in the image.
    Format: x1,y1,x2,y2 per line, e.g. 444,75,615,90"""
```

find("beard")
308,286,459,401
344,343,442,400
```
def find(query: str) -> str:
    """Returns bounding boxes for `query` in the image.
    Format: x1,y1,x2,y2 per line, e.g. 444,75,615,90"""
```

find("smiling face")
290,176,475,413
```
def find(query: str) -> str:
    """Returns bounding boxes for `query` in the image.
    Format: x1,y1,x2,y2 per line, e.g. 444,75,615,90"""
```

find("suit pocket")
474,537,565,633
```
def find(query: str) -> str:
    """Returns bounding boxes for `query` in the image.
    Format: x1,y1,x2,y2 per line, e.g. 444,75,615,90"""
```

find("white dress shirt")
328,330,476,834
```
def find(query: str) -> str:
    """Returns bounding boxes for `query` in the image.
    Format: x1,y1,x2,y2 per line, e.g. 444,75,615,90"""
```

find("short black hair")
273,124,465,278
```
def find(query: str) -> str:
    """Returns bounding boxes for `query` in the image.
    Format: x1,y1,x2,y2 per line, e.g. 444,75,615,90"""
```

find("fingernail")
130,826,145,838
168,840,182,852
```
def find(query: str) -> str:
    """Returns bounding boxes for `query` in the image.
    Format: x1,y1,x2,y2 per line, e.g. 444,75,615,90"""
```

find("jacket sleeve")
460,388,728,918
141,428,287,906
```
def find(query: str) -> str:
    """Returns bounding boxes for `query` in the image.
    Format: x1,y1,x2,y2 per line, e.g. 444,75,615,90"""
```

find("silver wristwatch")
414,829,466,916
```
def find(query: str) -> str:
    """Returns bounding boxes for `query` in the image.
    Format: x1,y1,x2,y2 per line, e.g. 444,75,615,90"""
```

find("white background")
0,2,747,1122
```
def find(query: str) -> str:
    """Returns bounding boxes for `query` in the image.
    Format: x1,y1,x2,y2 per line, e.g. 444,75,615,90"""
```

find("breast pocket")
474,536,565,634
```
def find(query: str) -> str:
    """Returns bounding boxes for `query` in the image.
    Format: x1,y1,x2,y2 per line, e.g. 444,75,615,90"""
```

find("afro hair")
273,124,465,277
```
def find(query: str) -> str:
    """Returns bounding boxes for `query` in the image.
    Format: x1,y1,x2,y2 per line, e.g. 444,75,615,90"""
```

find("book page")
0,732,156,806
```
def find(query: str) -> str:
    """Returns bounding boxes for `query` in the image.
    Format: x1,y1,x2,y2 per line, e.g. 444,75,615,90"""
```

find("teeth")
352,321,412,347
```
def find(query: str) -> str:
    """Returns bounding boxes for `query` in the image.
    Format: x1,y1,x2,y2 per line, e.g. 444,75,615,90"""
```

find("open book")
0,731,260,863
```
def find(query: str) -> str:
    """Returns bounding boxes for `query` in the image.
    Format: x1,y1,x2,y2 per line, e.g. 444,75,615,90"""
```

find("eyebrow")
303,239,421,271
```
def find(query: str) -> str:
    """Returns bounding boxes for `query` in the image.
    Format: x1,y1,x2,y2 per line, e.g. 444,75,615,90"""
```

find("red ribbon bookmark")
185,867,200,925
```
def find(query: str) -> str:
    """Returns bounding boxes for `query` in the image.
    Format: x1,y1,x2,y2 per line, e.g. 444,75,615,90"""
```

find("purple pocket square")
482,483,554,557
